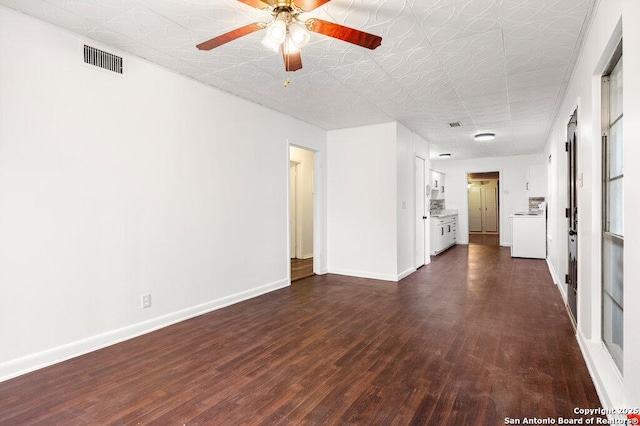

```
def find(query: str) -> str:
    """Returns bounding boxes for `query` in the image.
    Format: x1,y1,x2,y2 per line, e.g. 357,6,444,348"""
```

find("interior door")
483,186,498,233
567,109,578,323
289,161,297,259
415,157,427,268
468,186,482,232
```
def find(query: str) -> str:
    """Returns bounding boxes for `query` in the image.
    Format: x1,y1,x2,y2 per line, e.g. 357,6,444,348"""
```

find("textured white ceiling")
0,0,595,159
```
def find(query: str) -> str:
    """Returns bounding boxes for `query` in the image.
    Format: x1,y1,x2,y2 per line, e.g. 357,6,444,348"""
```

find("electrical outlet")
142,294,151,309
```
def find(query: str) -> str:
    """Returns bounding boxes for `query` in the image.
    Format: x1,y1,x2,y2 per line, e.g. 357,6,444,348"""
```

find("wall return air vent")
83,45,123,74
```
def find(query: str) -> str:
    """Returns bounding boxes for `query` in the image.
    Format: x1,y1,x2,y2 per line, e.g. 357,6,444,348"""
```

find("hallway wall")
326,122,429,281
543,0,640,408
327,123,398,280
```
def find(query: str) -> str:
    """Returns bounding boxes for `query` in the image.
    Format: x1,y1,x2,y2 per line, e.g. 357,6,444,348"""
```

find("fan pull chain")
284,49,291,87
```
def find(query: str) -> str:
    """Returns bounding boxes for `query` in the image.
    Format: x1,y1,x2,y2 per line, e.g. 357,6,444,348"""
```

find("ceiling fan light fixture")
288,22,310,49
196,1,383,73
261,34,281,52
283,35,302,53
474,132,496,141
266,19,287,44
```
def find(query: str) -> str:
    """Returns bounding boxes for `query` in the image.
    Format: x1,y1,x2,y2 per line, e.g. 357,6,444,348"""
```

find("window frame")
600,40,623,374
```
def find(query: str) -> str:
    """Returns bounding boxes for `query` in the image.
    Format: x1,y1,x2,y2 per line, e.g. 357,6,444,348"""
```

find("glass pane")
602,293,624,372
603,237,623,306
608,178,624,236
609,56,623,121
609,120,623,178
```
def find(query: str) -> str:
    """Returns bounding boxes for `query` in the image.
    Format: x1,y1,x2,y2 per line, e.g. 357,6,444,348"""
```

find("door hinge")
565,274,570,284
565,208,570,218
565,142,569,152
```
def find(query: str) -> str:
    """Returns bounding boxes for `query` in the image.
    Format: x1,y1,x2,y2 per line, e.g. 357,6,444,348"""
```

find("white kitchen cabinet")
527,164,547,198
430,170,446,200
430,214,457,255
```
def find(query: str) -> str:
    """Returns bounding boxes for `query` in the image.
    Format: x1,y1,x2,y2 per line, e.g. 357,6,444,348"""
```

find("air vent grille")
448,122,462,127
84,45,123,74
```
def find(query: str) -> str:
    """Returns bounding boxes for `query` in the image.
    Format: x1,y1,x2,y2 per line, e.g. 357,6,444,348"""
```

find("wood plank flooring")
0,245,602,424
291,257,314,282
469,232,500,246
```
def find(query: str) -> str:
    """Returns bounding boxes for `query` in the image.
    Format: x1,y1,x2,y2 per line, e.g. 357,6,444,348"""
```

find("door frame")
464,170,502,245
415,155,428,268
467,178,499,233
567,108,579,326
289,161,300,259
288,143,322,281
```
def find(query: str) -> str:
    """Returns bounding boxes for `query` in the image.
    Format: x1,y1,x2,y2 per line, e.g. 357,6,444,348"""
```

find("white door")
483,186,498,232
289,161,297,259
468,185,483,232
415,157,426,267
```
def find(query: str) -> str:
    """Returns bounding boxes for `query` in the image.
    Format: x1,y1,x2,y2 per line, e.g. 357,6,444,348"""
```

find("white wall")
289,146,314,259
397,124,430,276
622,0,640,407
0,7,327,381
543,0,640,408
431,154,544,245
327,122,430,281
327,123,398,280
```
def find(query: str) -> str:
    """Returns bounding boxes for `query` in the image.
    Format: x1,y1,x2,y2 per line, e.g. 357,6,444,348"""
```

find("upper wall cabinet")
430,170,445,200
527,164,547,198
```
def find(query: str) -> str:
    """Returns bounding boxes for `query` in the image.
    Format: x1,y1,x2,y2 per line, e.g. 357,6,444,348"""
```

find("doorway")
567,109,578,324
467,172,500,246
289,146,315,282
415,156,428,268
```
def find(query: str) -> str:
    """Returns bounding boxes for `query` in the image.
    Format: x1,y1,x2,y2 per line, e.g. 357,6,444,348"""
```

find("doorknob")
423,216,428,219
569,230,577,236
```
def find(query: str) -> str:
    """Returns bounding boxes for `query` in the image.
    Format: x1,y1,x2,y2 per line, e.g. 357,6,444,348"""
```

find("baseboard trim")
546,258,567,303
0,278,290,383
546,257,560,285
302,254,313,260
328,268,398,282
398,267,416,281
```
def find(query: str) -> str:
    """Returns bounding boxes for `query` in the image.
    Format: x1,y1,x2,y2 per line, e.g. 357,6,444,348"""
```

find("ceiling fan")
196,0,383,72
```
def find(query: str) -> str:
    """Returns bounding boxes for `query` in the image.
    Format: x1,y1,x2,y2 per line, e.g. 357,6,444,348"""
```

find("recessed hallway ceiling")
0,0,596,159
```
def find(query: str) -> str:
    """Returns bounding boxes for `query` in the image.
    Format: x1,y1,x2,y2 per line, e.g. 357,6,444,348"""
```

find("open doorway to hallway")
468,172,500,246
289,146,315,282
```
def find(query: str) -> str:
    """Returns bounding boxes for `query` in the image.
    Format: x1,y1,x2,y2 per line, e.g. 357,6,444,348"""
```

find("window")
601,42,623,373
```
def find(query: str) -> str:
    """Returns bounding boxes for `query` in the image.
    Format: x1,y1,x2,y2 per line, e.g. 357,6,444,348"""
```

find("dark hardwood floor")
0,245,602,424
469,232,500,246
291,257,314,282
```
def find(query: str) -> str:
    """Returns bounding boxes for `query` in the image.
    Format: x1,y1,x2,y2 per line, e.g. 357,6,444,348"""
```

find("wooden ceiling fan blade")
196,23,265,51
282,48,303,72
237,0,272,10
307,19,382,50
294,0,331,12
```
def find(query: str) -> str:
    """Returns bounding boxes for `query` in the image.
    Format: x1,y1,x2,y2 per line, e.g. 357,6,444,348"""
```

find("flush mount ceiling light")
474,133,496,141
439,153,452,157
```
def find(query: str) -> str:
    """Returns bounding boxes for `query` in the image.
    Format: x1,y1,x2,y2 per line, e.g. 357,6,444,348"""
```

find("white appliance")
510,212,546,258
